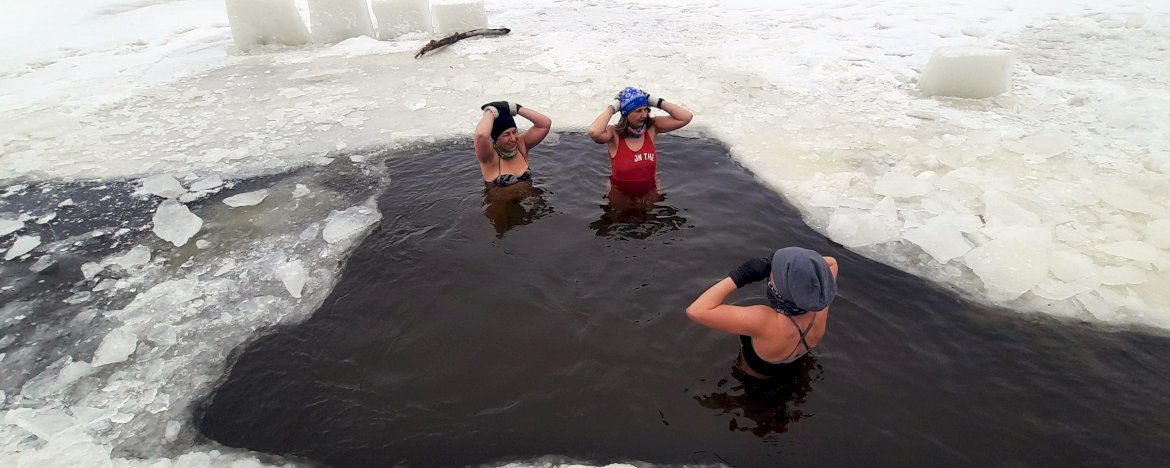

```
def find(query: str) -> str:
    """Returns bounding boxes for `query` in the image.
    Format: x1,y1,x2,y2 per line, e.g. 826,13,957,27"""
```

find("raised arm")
519,106,552,150
474,109,496,164
588,103,617,144
685,257,774,335
645,94,692,134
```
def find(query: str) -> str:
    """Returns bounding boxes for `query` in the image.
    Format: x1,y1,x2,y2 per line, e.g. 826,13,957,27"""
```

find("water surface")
196,135,1170,467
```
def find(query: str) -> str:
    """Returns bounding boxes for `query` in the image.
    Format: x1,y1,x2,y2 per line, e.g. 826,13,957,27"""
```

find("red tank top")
610,135,657,182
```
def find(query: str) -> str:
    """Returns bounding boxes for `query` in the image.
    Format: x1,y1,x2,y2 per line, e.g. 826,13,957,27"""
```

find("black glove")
729,257,771,288
481,101,521,117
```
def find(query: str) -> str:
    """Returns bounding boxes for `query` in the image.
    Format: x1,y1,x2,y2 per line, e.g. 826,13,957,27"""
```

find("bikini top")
488,148,530,187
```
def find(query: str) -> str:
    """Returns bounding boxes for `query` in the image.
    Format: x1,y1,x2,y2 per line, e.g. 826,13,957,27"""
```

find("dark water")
195,135,1170,467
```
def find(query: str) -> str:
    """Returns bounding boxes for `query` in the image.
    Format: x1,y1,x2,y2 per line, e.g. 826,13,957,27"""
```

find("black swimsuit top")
487,149,530,187
739,310,820,377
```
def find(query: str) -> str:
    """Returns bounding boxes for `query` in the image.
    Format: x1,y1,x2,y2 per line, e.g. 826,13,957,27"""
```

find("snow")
431,0,490,36
372,0,434,39
918,46,1014,99
2,0,1170,466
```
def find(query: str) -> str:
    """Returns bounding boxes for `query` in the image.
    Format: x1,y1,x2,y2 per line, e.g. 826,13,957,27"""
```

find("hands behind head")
481,101,522,117
729,257,772,288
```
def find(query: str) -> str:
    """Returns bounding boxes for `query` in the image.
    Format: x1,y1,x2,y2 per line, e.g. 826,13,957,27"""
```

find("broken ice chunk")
0,218,23,236
223,189,269,207
3,408,79,442
29,255,55,272
35,212,55,224
873,173,933,198
826,211,897,247
189,175,224,192
983,191,1040,227
152,200,203,247
292,184,311,198
165,420,181,442
141,174,187,199
964,227,1052,300
111,245,152,269
1092,183,1160,215
4,235,40,260
91,327,138,367
81,262,105,279
918,47,1014,99
904,217,974,263
1097,241,1157,261
275,260,308,298
1147,219,1170,249
1101,265,1147,285
322,204,382,243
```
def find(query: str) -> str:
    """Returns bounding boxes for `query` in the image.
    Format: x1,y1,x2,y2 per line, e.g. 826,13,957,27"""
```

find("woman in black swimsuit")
474,101,552,187
686,247,839,380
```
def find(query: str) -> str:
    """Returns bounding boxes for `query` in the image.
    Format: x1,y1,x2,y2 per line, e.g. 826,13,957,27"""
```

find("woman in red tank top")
587,87,693,208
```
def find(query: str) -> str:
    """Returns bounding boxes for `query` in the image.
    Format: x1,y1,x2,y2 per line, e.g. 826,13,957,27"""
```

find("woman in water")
474,101,552,187
686,247,839,380
587,87,693,209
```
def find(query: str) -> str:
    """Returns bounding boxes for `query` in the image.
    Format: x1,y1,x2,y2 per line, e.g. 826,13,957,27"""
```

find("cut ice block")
918,47,1014,99
225,0,310,51
430,0,489,37
372,0,433,39
308,0,376,44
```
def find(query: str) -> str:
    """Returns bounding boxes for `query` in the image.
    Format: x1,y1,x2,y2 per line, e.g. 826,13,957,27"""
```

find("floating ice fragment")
1147,220,1170,249
152,200,203,247
300,223,320,241
5,235,41,260
189,175,224,192
826,211,897,247
196,240,212,249
223,189,269,207
1102,265,1147,285
110,412,134,424
109,245,151,269
964,227,1052,300
29,255,55,272
983,191,1040,227
873,173,933,198
292,184,311,199
0,219,23,236
322,204,382,244
81,262,104,279
142,174,187,198
904,217,974,263
4,408,79,442
92,327,137,367
57,198,74,208
275,260,308,298
165,420,182,442
918,47,1013,99
1049,250,1102,286
1097,241,1157,261
431,0,489,36
35,212,55,224
214,259,237,277
1092,183,1160,215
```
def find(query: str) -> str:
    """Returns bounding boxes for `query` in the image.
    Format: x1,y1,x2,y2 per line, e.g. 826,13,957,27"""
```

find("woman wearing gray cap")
686,247,839,379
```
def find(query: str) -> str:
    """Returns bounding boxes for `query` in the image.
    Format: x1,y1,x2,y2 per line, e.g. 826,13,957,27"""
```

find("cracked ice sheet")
3,0,1170,465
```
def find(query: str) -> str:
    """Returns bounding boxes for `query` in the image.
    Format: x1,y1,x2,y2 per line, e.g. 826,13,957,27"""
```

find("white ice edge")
1,0,1170,466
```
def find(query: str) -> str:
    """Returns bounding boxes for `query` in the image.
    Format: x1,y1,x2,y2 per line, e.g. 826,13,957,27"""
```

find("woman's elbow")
685,305,705,324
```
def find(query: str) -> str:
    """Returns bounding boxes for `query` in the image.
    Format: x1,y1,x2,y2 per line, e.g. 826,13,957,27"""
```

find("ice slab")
431,0,489,37
964,227,1052,300
827,211,896,247
91,327,137,367
873,172,933,198
107,245,151,270
3,408,79,442
292,183,311,198
1102,265,1147,285
0,218,24,236
372,0,433,39
223,189,269,207
5,234,40,260
1097,241,1157,261
275,260,308,298
141,174,186,199
322,204,382,244
308,0,376,44
983,191,1041,227
1092,183,1161,215
151,200,203,247
904,216,974,263
225,0,310,51
918,47,1014,99
189,175,224,192
1147,219,1170,249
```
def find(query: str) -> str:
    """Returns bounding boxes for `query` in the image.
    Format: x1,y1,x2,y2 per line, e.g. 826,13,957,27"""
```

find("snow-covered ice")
2,0,1170,466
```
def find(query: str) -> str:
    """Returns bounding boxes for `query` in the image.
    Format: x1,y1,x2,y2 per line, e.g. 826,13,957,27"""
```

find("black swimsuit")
739,310,820,377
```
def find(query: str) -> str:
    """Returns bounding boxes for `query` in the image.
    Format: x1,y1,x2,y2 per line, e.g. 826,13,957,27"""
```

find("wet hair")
615,113,653,137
